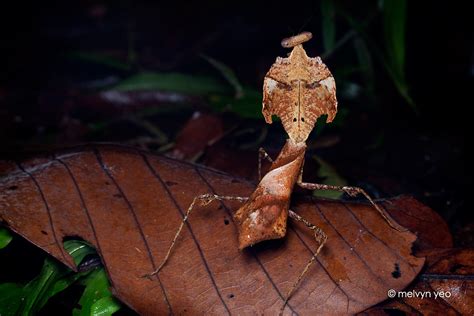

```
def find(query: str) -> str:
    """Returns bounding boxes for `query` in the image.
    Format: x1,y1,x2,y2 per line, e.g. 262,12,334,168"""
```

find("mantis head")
262,32,338,143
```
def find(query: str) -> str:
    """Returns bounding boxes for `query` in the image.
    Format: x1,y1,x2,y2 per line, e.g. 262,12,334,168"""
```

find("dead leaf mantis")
146,31,406,313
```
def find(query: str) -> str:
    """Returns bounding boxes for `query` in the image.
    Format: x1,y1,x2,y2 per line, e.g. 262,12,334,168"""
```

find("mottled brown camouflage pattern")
233,139,306,249
263,40,337,143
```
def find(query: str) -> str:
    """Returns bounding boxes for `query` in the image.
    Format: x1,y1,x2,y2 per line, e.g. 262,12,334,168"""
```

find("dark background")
0,1,472,312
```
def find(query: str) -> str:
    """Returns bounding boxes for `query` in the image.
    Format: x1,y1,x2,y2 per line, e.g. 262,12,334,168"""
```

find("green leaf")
201,54,244,98
381,0,407,79
18,258,70,314
90,296,121,316
75,269,121,316
201,55,261,118
340,10,417,112
111,71,230,95
380,0,417,111
64,239,97,266
0,283,24,316
321,0,336,52
43,240,98,302
49,272,86,299
0,238,109,315
7,240,97,315
0,227,13,249
312,156,347,199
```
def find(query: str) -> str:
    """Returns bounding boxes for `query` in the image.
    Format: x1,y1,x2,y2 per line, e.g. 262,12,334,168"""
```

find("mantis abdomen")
233,139,306,249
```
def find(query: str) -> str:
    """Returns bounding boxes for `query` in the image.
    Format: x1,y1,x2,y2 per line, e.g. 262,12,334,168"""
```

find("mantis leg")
144,193,249,277
297,169,406,232
258,147,274,180
280,210,328,314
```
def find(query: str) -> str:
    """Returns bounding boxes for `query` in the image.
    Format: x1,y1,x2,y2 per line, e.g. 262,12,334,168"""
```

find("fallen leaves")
170,112,225,161
0,145,427,314
361,248,474,315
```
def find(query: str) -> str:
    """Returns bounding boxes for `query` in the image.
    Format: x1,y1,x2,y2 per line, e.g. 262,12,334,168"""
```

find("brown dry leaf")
0,145,425,315
382,196,453,250
202,143,263,180
169,111,224,161
361,248,474,315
